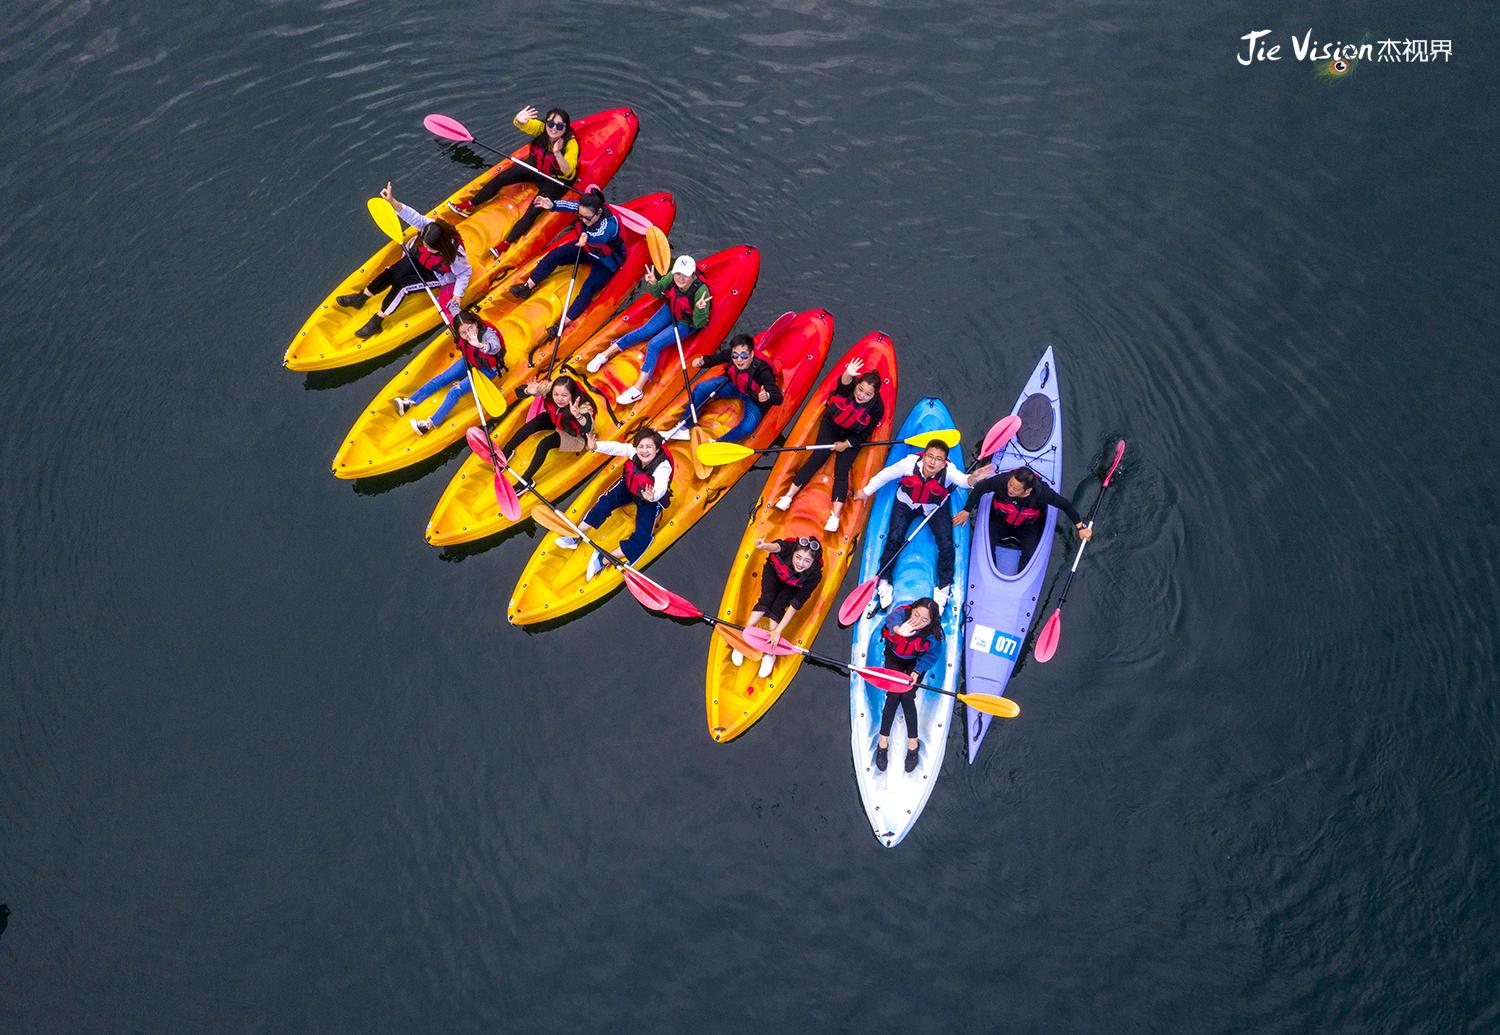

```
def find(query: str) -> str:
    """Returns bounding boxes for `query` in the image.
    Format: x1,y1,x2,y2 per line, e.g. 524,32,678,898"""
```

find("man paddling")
957,466,1092,567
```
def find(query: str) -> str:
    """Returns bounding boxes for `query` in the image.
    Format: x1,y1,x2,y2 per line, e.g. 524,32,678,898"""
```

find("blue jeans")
410,358,495,425
689,376,763,443
526,244,616,321
582,480,664,563
615,309,697,378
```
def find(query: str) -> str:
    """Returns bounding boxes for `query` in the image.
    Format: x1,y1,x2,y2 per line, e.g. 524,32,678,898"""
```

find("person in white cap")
585,254,712,405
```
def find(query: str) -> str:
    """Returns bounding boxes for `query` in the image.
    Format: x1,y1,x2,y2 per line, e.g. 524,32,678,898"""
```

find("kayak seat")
993,544,1022,576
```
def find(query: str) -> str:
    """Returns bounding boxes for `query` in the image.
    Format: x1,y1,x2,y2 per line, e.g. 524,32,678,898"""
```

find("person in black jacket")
773,357,885,532
668,333,783,443
956,466,1092,567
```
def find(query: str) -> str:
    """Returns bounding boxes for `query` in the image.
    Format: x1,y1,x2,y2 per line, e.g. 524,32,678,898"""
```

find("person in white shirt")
555,429,674,581
851,441,994,612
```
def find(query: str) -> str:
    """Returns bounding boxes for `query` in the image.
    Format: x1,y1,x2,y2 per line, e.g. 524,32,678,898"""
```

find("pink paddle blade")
423,113,473,143
611,203,651,235
492,469,521,522
754,311,797,349
739,627,801,657
1102,439,1127,486
465,426,497,464
977,415,1023,461
631,570,704,619
857,666,918,695
621,568,672,612
1033,608,1062,662
836,578,879,627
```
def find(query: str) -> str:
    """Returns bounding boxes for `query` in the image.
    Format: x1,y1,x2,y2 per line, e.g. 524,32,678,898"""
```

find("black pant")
470,167,569,242
879,502,955,587
790,434,860,503
991,515,1043,568
754,575,801,622
502,413,559,481
527,244,616,321
878,688,919,739
366,261,441,316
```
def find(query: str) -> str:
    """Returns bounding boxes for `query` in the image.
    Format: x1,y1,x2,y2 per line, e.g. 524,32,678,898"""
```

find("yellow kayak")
284,108,639,372
705,332,899,742
507,308,833,627
424,245,762,545
329,192,676,480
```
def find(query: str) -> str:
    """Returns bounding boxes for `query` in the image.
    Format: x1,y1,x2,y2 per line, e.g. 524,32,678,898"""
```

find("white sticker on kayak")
969,623,1021,661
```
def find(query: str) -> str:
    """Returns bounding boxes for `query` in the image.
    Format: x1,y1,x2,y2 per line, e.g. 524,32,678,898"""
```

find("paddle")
836,414,1023,626
1033,438,1127,663
541,246,585,384
463,427,523,522
367,197,511,435
527,491,670,599
646,226,671,277
695,428,961,468
422,113,651,233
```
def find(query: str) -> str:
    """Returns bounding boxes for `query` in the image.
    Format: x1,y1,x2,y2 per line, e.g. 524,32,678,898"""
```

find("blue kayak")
848,397,971,847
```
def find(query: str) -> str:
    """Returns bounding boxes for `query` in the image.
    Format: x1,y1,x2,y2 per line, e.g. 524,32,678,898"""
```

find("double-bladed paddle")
694,427,961,468
463,427,522,522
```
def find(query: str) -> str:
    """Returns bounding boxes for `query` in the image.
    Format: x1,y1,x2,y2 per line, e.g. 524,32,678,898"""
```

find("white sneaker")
730,649,745,667
774,494,793,512
664,423,691,442
616,386,643,405
585,550,605,581
555,535,580,550
586,351,609,374
410,417,435,435
394,396,415,416
933,584,951,611
757,653,775,679
876,580,894,611
824,512,840,533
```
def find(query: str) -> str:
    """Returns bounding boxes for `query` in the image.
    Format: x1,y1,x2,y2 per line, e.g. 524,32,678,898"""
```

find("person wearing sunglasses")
587,255,712,405
506,188,623,341
774,356,885,532
731,536,825,679
663,332,783,444
337,181,471,339
451,105,578,254
874,597,943,773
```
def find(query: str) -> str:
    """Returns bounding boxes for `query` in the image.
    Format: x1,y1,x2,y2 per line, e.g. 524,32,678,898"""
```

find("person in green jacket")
585,255,712,405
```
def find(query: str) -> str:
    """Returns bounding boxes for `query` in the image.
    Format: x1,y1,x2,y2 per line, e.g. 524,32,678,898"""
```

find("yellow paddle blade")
366,196,404,243
531,503,579,538
646,226,671,277
688,426,712,480
695,440,755,466
470,369,508,419
907,427,961,449
958,692,1020,718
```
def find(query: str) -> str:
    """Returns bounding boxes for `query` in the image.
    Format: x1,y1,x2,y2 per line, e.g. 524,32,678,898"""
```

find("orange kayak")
705,332,900,742
425,245,762,546
329,192,677,480
506,309,834,626
285,107,639,372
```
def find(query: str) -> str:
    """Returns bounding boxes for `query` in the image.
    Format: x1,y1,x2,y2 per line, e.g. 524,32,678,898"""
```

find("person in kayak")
556,428,673,582
450,105,578,253
506,189,623,340
852,442,994,613
584,255,711,405
957,465,1092,567
499,375,597,489
337,182,472,339
662,333,783,444
773,357,885,532
873,597,942,773
730,536,824,679
395,311,507,435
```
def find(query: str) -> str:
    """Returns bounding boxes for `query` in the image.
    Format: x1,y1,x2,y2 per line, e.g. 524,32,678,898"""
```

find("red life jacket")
458,319,505,375
768,547,819,588
727,357,768,398
898,469,952,507
882,606,936,660
526,129,575,181
664,276,708,322
827,391,876,431
991,493,1044,526
408,239,451,274
622,450,673,505
542,382,591,439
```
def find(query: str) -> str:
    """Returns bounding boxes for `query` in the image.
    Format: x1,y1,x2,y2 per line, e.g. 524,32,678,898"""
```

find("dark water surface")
3,1,1497,1030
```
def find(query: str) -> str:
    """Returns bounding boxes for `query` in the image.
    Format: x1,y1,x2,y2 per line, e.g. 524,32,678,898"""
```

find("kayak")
848,397,970,848
962,346,1062,762
425,245,761,545
329,192,676,480
284,108,639,372
506,309,833,627
704,331,899,743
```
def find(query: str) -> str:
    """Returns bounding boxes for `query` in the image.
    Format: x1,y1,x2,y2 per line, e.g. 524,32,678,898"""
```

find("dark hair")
633,428,665,451
905,598,944,638
549,378,577,404
577,188,606,216
921,440,950,460
729,333,754,351
1008,467,1037,489
855,371,882,392
420,219,460,264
